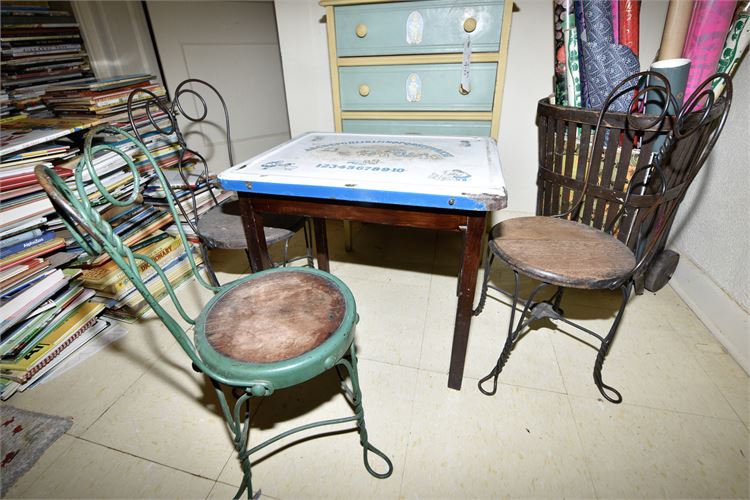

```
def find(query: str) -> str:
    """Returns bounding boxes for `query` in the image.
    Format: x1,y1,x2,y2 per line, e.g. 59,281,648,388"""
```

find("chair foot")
337,343,394,479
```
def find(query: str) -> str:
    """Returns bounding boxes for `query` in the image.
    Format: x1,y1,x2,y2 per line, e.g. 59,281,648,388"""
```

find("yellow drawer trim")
321,0,408,5
337,52,499,67
341,111,493,121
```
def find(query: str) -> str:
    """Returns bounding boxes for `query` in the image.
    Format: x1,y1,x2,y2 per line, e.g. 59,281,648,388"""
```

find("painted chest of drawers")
320,0,513,139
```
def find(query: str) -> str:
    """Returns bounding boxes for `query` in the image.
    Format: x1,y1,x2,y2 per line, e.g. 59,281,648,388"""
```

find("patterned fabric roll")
712,2,750,98
554,0,568,105
618,0,641,56
682,0,737,98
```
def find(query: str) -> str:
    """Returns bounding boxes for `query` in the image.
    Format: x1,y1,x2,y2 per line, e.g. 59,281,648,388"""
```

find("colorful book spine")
0,231,55,259
659,0,695,60
0,228,43,249
618,0,640,56
713,2,750,98
682,0,737,99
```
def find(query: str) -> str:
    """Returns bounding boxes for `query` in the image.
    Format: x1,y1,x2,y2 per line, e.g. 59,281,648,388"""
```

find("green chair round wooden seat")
195,267,357,392
35,125,393,499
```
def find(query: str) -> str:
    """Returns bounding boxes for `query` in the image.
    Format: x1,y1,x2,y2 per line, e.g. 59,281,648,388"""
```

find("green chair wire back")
35,125,393,498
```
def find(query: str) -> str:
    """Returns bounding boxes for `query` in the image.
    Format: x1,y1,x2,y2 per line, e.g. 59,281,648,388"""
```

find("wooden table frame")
238,192,486,390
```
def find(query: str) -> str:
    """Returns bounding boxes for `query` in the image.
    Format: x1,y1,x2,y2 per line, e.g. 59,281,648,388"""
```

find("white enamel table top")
218,132,507,211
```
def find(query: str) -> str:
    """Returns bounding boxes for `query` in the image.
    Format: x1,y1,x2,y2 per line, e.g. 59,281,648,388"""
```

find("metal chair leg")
213,384,257,499
473,246,494,316
592,284,630,404
199,242,222,288
336,343,394,479
478,274,555,396
303,219,315,267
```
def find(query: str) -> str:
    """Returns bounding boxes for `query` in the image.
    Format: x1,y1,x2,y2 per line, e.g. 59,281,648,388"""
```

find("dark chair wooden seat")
490,216,636,289
474,71,733,403
196,197,306,249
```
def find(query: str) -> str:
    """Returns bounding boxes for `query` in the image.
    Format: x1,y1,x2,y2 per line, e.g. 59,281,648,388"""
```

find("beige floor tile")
550,298,738,419
328,222,435,288
695,349,750,427
9,316,176,436
419,266,567,394
80,340,235,480
4,433,76,497
217,358,417,499
569,396,750,499
344,276,429,368
400,370,595,498
11,438,215,499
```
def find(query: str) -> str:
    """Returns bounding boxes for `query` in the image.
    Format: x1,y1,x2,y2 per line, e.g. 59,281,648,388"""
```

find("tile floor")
4,216,749,499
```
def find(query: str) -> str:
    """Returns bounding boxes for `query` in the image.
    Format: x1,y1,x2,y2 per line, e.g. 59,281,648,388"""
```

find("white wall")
72,2,162,82
274,0,748,370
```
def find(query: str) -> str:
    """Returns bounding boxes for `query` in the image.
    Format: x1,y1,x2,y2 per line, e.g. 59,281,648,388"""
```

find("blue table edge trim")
218,178,507,212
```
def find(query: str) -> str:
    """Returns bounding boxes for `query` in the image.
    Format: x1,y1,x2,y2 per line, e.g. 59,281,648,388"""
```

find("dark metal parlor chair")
127,78,313,286
35,125,393,499
473,72,733,403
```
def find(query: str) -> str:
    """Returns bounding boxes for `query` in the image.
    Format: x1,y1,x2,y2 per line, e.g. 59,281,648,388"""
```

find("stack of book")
0,2,94,119
81,231,202,322
0,266,108,399
43,74,166,116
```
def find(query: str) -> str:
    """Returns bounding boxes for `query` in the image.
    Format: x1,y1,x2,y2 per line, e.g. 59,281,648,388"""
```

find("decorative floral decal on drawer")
406,73,422,102
406,11,423,44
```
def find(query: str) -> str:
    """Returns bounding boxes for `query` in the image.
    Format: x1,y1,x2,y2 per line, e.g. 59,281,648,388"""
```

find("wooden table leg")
448,213,487,390
238,195,272,272
313,217,330,272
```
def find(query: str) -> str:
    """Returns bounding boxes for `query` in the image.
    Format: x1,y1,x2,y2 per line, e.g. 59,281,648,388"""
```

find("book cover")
0,231,55,259
80,233,183,289
0,301,104,374
0,237,66,271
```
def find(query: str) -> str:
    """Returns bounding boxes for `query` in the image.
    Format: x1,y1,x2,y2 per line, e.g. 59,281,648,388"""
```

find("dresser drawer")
339,63,497,111
342,119,491,136
334,0,505,56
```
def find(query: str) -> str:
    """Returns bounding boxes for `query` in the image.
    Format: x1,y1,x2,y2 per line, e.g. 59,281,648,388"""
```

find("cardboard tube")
659,0,694,60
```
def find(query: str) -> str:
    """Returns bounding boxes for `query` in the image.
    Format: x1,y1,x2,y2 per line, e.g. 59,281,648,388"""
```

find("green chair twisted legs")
36,125,392,499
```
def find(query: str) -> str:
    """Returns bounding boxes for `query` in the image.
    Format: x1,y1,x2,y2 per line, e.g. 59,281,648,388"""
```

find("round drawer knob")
355,23,368,38
359,84,370,97
463,17,477,33
458,84,470,95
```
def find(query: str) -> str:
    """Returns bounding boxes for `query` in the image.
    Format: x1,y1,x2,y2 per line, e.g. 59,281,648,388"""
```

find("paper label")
460,36,471,94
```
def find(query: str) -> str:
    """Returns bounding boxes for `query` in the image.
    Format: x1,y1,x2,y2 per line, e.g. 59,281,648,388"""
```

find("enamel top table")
218,132,507,390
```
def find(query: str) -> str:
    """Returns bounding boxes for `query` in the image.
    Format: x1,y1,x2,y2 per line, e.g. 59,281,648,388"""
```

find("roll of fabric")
564,0,583,107
611,0,619,42
682,0,737,98
554,0,568,105
658,0,695,60
712,2,750,98
574,0,588,104
618,0,641,56
579,0,640,111
581,41,641,111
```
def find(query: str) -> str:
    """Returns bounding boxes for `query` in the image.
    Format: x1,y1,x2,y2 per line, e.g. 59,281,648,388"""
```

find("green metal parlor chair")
35,125,393,499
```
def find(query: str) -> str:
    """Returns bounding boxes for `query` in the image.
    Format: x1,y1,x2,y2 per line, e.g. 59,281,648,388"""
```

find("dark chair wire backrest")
34,125,236,381
537,71,732,285
126,78,234,230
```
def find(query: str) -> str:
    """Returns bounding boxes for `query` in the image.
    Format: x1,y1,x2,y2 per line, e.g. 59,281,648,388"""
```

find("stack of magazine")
0,2,95,119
